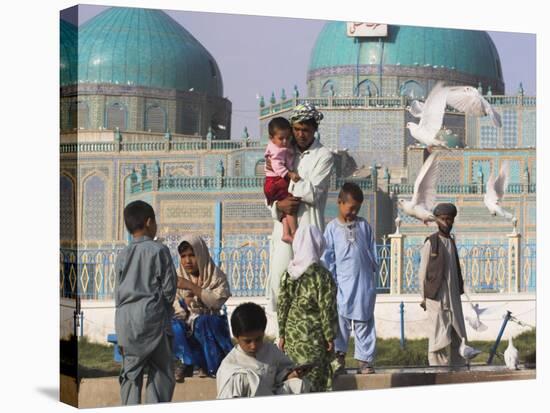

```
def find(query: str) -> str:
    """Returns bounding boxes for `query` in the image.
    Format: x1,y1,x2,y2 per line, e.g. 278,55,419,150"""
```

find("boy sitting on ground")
216,302,311,398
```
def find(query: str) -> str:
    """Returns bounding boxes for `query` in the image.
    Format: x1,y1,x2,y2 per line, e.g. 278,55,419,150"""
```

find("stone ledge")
63,368,535,408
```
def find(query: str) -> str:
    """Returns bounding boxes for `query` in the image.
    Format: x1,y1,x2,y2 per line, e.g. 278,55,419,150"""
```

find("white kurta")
418,236,467,353
216,343,310,398
266,138,333,312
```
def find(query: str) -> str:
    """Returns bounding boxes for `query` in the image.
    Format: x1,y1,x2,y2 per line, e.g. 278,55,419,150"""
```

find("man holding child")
265,103,334,313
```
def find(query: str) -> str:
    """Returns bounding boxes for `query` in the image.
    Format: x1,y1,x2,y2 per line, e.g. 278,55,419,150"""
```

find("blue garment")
321,217,378,321
335,315,376,363
172,314,234,376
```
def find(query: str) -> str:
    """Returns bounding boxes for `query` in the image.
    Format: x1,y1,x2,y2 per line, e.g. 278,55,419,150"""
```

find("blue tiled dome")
60,19,78,87
310,22,503,84
77,7,223,95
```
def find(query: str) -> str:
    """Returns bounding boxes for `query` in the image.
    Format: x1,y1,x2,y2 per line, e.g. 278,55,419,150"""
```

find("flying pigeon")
397,152,440,225
484,161,514,220
445,85,502,127
465,302,489,332
504,336,520,370
462,292,489,331
406,82,502,148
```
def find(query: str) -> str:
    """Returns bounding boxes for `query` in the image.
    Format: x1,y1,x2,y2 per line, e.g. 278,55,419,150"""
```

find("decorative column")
293,84,300,100
216,160,225,189
241,127,249,147
476,165,484,194
140,164,147,191
369,164,379,192
114,127,122,152
384,167,391,194
213,202,222,267
130,168,138,193
507,217,521,293
206,127,213,151
523,164,530,193
164,129,172,152
152,160,161,191
389,217,404,295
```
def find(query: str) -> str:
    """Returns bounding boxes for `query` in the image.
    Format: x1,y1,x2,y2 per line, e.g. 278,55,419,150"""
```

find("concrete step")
62,367,535,408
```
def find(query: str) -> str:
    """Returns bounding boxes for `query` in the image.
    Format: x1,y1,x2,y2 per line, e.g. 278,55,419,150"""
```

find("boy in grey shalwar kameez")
115,200,177,404
418,203,467,367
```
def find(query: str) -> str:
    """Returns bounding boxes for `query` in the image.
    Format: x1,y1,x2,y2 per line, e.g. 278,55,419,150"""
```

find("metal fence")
60,236,535,299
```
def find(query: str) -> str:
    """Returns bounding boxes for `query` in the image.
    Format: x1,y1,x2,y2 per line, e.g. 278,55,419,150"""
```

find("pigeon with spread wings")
484,161,514,220
398,152,440,225
406,82,502,149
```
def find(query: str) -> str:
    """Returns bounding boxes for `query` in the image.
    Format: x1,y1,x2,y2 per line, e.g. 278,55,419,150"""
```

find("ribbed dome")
77,7,223,95
309,22,503,84
60,19,78,87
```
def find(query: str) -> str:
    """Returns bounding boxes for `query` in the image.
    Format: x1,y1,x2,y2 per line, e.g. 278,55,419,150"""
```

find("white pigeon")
465,303,489,332
406,82,502,148
463,292,488,331
446,85,502,127
459,337,482,366
484,161,514,220
397,152,439,225
406,82,450,148
504,336,520,370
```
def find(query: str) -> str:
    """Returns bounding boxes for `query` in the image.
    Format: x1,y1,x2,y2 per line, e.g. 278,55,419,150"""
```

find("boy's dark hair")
123,200,155,234
177,241,193,255
268,117,292,136
338,182,364,204
231,302,267,337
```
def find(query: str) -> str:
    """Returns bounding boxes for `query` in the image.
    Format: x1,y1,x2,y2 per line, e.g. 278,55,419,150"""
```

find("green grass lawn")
71,329,535,378
346,328,536,368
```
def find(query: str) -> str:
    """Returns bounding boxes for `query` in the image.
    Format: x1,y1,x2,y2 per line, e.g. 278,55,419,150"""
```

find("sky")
66,5,537,140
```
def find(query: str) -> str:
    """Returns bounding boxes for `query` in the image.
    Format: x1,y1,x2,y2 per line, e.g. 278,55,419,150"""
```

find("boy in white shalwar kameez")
216,302,311,398
321,183,378,374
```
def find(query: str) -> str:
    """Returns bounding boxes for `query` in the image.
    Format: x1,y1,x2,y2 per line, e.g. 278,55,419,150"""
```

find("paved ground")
61,365,535,408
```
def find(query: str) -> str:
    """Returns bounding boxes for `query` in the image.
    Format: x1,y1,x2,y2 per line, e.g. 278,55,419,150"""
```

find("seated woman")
172,235,233,381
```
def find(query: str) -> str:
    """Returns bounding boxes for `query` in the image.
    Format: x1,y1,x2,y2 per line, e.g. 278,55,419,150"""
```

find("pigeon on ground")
459,337,482,367
484,161,514,220
504,336,520,370
397,152,440,225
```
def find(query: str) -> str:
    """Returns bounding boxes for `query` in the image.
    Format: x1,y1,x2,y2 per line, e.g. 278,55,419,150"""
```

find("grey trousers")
119,333,175,405
428,327,464,367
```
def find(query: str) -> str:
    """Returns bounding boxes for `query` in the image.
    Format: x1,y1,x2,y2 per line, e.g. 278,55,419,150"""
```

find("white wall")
65,294,534,345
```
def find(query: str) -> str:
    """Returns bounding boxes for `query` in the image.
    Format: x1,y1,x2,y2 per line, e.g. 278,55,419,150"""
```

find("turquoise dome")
78,7,223,95
309,22,503,83
60,19,78,87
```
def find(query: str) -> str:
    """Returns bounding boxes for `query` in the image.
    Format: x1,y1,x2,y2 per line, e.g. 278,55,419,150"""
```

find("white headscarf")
287,225,326,280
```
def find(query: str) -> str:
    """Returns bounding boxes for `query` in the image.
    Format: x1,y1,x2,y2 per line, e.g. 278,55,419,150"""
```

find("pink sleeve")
266,143,292,178
270,147,291,177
